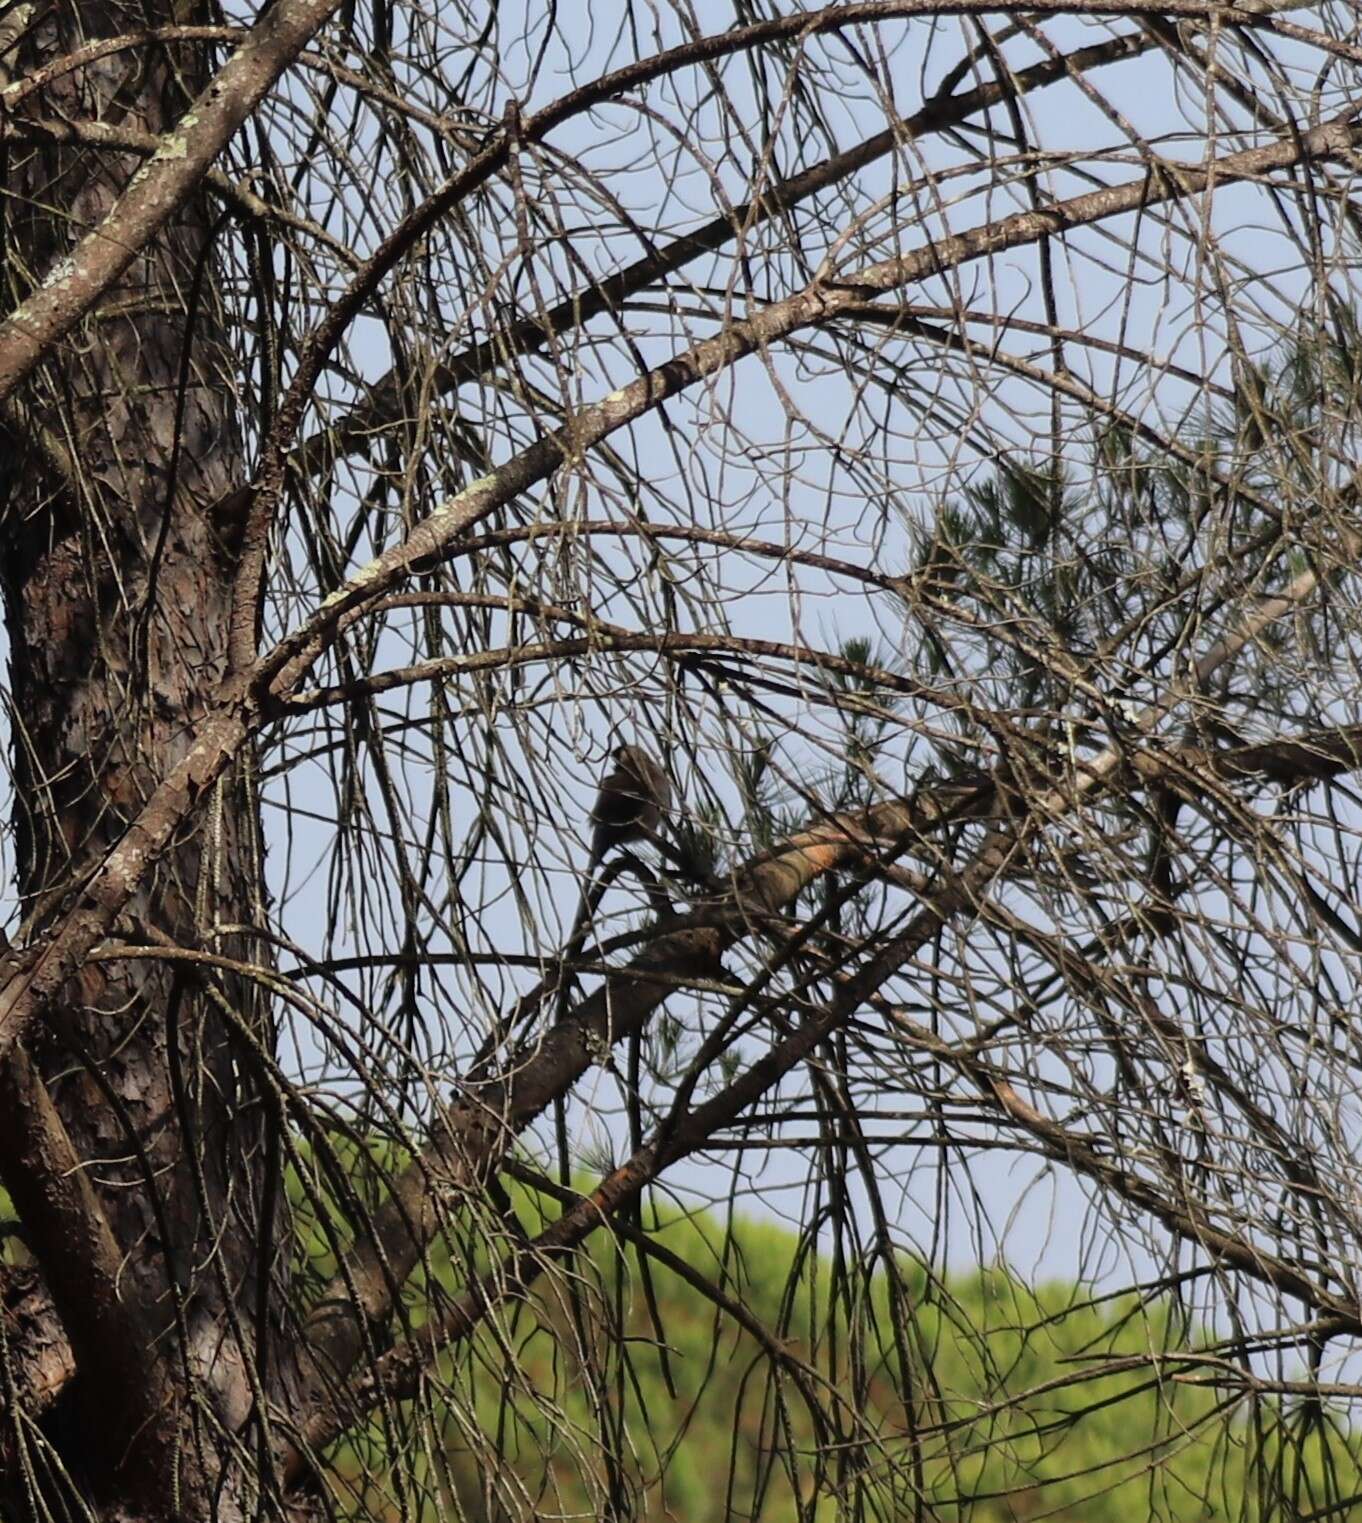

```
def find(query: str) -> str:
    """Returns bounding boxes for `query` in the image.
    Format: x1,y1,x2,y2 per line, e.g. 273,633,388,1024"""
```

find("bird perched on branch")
559,744,673,1003
586,743,672,870
552,744,673,1085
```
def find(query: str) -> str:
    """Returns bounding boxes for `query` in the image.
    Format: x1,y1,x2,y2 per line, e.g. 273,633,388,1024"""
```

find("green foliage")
899,318,1362,761
314,1173,1362,1522
3,1156,1357,1518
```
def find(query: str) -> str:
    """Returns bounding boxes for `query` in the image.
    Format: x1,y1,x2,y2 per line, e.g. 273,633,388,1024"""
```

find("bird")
558,744,673,999
586,743,672,871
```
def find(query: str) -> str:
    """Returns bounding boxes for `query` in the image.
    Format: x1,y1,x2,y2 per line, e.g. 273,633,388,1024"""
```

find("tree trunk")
0,5,282,1514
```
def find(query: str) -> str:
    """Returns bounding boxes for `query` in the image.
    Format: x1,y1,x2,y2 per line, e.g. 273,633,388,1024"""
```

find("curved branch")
285,630,958,712
290,21,1160,485
0,0,347,403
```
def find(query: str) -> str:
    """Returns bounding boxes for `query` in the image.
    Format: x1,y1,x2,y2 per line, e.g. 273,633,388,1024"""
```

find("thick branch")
286,847,996,1473
0,1263,73,1431
294,795,971,1398
0,1048,180,1493
293,559,1362,1421
0,0,345,403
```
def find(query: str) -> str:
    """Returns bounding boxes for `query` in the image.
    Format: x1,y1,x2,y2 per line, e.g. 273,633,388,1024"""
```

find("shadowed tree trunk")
0,5,283,1514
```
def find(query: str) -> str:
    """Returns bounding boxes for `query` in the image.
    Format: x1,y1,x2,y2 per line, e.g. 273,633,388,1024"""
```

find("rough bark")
0,6,282,1515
